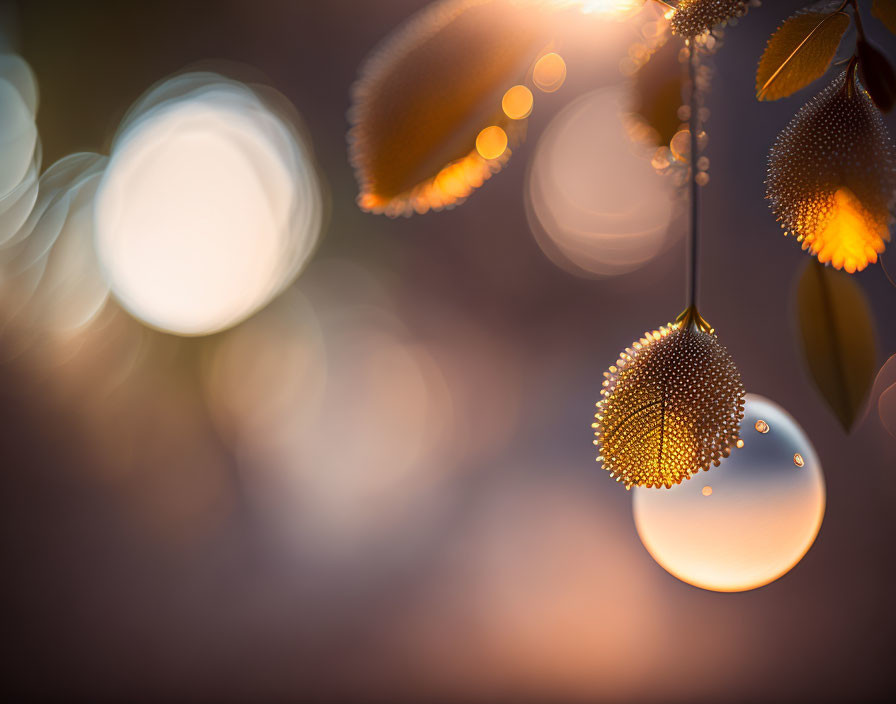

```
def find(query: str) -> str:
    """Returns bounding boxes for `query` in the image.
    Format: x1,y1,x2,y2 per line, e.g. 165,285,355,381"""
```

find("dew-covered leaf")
796,259,877,431
756,10,850,101
593,313,744,489
766,70,896,273
671,0,751,38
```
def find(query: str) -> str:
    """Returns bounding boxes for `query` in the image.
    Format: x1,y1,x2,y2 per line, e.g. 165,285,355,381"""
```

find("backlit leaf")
766,70,896,273
348,0,553,216
593,309,745,489
796,259,877,431
872,0,896,35
756,10,850,101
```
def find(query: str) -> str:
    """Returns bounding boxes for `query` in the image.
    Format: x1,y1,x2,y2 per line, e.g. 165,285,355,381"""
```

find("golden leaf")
872,0,896,35
796,259,877,432
671,0,751,38
766,70,896,272
348,0,554,216
755,9,850,101
593,308,745,489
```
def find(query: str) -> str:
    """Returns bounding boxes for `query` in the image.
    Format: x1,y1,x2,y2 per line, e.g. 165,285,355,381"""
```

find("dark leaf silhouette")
756,9,850,101
872,0,896,35
630,38,684,148
857,38,896,112
796,259,877,431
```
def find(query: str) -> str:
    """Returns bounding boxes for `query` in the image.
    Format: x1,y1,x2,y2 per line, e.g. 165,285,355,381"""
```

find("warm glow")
359,147,503,216
533,53,567,93
94,74,322,335
502,84,534,120
582,0,645,16
804,187,889,273
551,0,645,19
526,86,674,277
634,395,825,593
476,125,508,160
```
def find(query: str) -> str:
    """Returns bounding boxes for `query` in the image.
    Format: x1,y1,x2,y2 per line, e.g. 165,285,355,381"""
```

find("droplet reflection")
633,394,825,592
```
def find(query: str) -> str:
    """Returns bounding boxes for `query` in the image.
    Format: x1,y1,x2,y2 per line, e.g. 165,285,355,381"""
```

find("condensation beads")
671,0,753,38
593,318,745,489
766,70,896,272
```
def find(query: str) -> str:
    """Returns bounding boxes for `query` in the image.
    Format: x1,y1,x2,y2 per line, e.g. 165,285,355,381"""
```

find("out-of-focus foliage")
796,259,876,432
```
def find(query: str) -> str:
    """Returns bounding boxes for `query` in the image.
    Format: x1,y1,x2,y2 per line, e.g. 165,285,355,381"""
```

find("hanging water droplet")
793,453,805,468
755,419,769,434
736,438,744,449
702,485,713,497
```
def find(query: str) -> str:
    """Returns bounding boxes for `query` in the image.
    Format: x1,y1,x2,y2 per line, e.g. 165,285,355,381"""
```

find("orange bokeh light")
533,52,567,93
502,85,534,120
475,126,509,160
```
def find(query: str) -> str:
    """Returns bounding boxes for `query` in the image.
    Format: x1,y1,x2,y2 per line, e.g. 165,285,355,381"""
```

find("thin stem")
687,40,700,310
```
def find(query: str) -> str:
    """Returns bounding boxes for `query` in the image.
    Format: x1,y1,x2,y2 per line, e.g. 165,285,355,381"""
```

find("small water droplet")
793,453,804,468
736,439,745,449
755,419,769,434
702,486,713,496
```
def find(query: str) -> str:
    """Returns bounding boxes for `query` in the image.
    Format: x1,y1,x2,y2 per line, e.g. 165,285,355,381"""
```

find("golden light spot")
702,485,713,497
793,453,805,468
533,53,566,93
736,439,744,449
502,85,534,120
754,419,769,434
808,187,889,273
476,126,508,160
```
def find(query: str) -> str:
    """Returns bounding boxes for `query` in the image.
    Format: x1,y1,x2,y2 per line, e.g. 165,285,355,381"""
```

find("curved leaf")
872,0,896,35
756,10,850,101
796,259,877,431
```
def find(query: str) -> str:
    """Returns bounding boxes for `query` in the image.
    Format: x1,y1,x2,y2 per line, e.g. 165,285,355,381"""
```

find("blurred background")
1,0,895,701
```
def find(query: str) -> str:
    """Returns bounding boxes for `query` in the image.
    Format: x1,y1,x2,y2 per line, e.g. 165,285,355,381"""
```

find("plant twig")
687,40,700,310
